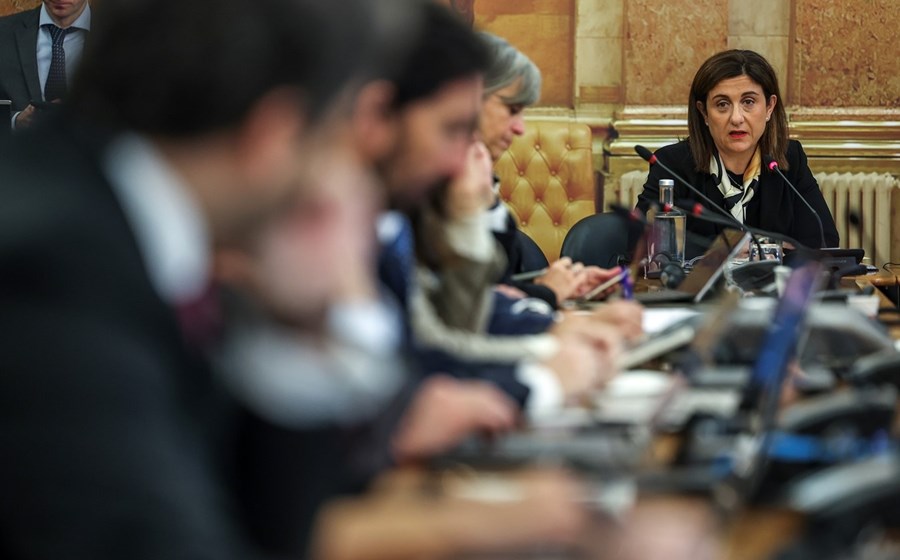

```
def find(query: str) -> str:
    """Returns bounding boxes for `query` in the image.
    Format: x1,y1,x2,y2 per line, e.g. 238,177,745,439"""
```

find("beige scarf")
710,148,761,223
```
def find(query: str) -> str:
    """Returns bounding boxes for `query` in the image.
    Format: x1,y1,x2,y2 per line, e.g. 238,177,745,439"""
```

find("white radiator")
818,172,900,267
617,170,648,210
616,170,899,266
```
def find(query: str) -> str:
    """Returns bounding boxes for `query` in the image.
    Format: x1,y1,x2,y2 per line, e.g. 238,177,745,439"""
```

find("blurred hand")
444,141,495,220
392,376,519,462
581,300,644,343
215,141,382,320
13,105,36,129
543,317,624,399
534,257,588,302
573,265,622,300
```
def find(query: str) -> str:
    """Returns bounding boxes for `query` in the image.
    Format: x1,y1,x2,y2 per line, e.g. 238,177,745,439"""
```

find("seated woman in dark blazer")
636,49,839,258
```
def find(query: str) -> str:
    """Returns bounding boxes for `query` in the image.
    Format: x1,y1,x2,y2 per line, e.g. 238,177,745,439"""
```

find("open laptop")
636,228,750,305
717,262,823,502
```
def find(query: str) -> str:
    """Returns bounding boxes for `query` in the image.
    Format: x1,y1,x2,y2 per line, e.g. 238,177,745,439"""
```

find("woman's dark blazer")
635,139,839,258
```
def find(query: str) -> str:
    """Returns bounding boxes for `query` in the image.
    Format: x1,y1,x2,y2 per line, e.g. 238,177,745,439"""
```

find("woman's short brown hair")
687,49,789,172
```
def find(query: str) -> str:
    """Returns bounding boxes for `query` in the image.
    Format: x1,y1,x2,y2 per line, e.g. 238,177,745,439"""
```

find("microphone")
634,145,738,224
763,156,827,249
635,145,765,258
670,199,807,252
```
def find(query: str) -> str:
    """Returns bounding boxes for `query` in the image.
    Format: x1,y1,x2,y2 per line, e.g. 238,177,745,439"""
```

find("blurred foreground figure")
212,3,592,558
0,0,375,558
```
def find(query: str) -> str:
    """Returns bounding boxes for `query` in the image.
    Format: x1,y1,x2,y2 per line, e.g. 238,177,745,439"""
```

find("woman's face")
698,74,776,169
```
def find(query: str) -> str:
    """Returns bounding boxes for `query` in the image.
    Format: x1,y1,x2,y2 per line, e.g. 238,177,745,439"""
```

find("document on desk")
642,307,701,334
616,307,702,370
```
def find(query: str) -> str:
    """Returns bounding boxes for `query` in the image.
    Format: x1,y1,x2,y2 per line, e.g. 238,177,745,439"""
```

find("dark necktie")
177,283,223,353
44,24,69,102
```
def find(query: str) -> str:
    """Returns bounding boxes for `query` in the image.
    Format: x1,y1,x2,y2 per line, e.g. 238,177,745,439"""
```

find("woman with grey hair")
478,32,543,160
475,33,623,308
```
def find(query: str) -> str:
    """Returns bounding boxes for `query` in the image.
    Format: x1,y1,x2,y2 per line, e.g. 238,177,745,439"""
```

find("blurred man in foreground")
0,0,378,557
211,3,591,558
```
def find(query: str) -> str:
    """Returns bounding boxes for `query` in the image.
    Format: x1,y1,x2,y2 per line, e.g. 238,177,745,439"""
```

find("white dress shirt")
102,134,211,306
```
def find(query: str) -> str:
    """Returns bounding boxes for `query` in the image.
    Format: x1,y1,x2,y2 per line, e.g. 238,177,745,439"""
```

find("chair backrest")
559,212,629,269
515,230,549,273
494,120,598,262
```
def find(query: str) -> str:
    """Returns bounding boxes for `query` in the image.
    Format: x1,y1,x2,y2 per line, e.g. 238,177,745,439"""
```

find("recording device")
649,252,686,289
764,155,827,249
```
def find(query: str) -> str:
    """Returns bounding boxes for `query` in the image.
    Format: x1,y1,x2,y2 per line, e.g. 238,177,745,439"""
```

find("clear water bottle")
646,179,686,277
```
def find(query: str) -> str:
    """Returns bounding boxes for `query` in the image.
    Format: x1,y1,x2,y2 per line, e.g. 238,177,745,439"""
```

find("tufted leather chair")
494,120,600,262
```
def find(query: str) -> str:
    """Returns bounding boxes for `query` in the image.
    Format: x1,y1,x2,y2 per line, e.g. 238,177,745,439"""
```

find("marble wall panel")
577,0,623,38
727,35,791,99
476,0,575,107
623,0,728,106
793,0,900,107
729,0,789,37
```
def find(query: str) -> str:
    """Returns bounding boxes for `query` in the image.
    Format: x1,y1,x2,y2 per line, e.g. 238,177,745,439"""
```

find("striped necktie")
44,24,69,102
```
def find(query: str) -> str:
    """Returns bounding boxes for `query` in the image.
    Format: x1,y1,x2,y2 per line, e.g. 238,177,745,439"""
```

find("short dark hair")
687,49,790,171
389,2,490,109
69,0,374,137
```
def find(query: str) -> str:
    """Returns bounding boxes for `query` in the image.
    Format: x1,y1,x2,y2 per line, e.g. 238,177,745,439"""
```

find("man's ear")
235,88,306,185
352,80,399,163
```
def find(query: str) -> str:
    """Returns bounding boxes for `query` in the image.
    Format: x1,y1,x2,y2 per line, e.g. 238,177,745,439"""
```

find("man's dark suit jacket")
636,139,839,258
0,116,286,559
0,7,42,112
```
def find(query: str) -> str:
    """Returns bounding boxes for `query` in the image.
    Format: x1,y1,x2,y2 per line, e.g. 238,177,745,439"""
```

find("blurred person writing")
477,32,623,307
211,3,594,558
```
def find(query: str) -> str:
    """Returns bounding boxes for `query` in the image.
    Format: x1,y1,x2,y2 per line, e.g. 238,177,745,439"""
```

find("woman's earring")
766,116,770,122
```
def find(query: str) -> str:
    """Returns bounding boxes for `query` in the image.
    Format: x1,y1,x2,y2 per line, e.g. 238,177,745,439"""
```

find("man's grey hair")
479,32,542,106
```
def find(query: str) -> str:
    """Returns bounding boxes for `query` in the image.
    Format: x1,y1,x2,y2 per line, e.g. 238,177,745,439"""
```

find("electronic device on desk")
845,349,900,388
776,453,900,560
728,259,779,294
708,262,823,507
709,299,895,378
635,229,749,305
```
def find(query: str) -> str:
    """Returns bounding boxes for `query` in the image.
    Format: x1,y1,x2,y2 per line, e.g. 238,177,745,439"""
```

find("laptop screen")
727,262,822,503
748,262,822,408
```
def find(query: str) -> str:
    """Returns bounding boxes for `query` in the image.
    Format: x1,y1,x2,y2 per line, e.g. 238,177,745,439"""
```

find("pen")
621,269,634,300
510,268,547,282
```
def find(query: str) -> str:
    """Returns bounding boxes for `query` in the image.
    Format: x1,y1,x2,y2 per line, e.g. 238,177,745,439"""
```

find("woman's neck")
719,152,752,176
